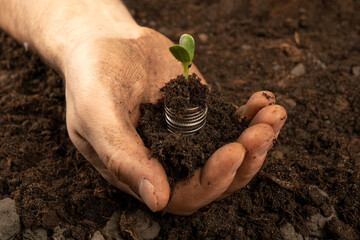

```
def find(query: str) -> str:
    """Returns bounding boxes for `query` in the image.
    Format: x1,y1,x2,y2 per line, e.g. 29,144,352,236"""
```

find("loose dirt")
138,73,247,187
1,0,359,239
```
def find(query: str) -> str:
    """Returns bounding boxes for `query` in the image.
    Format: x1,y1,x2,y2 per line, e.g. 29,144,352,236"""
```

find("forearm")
0,0,139,72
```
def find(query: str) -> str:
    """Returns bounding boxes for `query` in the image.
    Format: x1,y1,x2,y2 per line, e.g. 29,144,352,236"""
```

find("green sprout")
169,34,195,81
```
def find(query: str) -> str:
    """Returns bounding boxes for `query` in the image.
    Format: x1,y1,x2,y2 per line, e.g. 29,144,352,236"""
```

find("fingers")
66,92,170,212
250,104,287,137
222,123,274,196
234,91,275,122
166,142,246,215
98,120,170,212
220,93,286,198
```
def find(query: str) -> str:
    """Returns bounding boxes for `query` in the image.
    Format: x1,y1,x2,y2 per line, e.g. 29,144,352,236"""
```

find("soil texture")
138,73,246,187
162,73,208,114
1,0,359,239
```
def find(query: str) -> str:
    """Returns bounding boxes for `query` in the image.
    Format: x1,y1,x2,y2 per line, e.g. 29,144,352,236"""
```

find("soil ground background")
1,0,359,239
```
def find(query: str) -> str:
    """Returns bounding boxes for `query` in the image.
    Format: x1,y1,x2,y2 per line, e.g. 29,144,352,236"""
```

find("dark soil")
162,73,209,113
138,73,246,187
1,0,359,239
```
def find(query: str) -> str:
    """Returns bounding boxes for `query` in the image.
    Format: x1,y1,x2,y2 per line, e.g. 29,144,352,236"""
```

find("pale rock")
198,33,209,43
280,222,303,240
23,228,47,240
306,207,337,239
0,198,21,240
273,64,281,72
52,226,66,240
291,63,306,76
352,66,360,77
127,209,160,240
104,211,123,240
24,42,29,52
91,231,105,240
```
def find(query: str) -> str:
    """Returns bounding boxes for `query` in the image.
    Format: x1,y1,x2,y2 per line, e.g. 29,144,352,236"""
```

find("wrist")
0,0,142,74
38,1,143,74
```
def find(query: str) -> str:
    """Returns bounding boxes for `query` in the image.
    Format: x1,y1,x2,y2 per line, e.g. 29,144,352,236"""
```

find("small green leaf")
169,45,191,63
179,34,195,62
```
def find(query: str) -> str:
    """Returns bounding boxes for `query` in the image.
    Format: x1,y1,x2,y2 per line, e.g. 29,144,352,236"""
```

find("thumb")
67,93,170,212
106,144,170,212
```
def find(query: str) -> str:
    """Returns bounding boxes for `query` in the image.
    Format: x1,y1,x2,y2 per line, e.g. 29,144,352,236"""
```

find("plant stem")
182,62,189,81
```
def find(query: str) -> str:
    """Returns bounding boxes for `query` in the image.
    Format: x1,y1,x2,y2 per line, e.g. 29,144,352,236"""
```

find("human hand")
0,0,286,215
63,27,287,215
166,91,287,214
63,26,204,212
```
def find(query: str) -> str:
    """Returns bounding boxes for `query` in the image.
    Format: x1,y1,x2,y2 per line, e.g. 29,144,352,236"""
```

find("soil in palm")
137,73,247,187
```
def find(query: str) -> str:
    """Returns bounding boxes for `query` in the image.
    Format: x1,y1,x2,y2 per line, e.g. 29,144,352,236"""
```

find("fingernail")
138,178,158,212
233,106,245,120
256,138,274,157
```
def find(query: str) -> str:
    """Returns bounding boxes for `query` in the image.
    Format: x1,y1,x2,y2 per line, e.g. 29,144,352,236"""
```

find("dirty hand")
0,0,287,215
64,30,287,215
167,91,287,214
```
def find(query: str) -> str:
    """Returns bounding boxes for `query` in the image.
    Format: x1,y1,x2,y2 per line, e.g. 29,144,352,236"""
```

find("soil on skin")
138,73,247,187
1,0,359,239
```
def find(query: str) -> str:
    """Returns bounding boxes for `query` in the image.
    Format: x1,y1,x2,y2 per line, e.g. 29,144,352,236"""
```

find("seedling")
166,34,207,135
169,34,195,81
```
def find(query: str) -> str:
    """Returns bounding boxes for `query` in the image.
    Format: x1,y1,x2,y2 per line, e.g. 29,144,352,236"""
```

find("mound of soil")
0,0,359,239
137,73,247,187
162,73,209,112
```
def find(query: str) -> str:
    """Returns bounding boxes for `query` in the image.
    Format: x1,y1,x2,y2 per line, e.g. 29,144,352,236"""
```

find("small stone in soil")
91,231,105,240
352,66,360,77
306,208,337,239
52,226,67,240
127,209,160,240
273,64,281,72
198,33,209,43
23,228,47,240
291,63,306,76
280,222,303,240
103,211,123,240
0,198,21,240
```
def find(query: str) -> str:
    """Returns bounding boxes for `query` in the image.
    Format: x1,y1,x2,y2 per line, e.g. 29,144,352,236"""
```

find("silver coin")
165,105,208,135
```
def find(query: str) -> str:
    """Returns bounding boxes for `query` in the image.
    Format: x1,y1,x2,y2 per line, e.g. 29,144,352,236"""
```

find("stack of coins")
165,105,208,135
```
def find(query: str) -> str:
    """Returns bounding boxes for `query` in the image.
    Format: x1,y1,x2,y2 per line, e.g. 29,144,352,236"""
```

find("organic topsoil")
1,0,359,239
137,73,247,187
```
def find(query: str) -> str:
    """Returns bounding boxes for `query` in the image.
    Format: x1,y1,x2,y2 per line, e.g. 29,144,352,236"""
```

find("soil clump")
138,73,246,187
0,0,359,239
